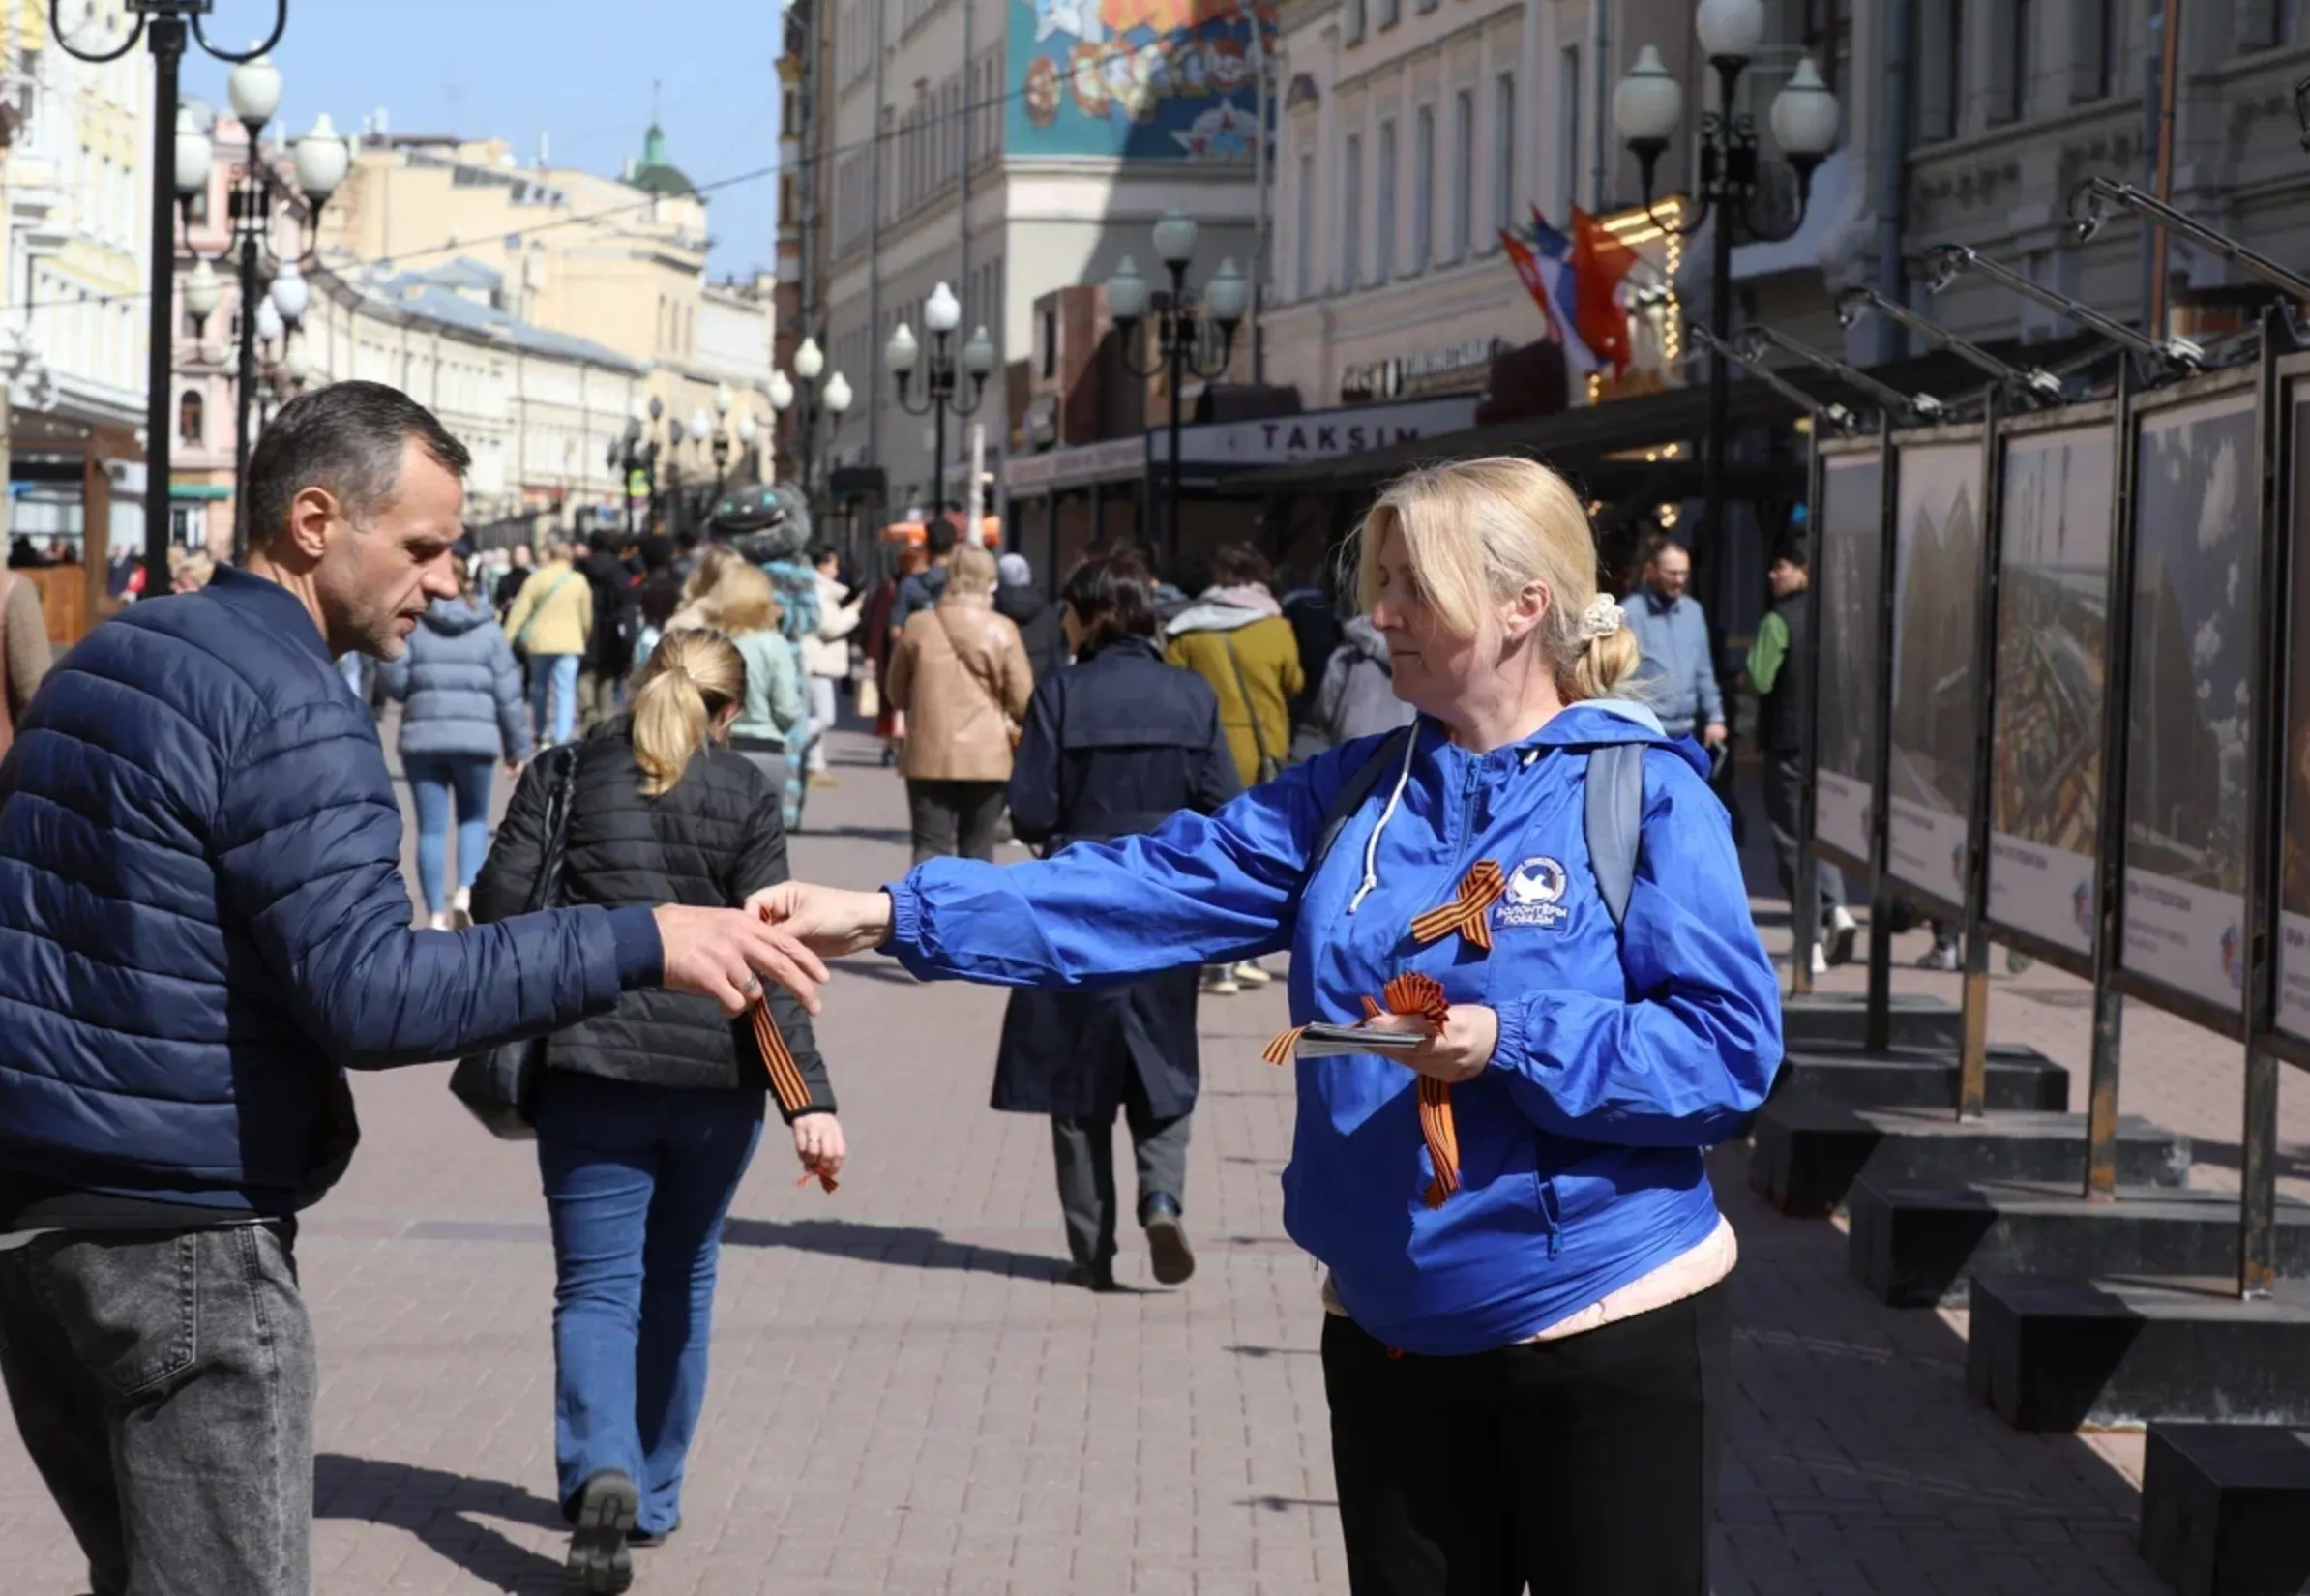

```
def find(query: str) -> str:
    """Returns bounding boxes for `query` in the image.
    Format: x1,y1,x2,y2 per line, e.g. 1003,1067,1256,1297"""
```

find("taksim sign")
1173,396,1481,470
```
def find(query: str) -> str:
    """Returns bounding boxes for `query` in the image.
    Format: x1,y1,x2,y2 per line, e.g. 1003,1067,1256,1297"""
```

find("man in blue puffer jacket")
0,381,828,1596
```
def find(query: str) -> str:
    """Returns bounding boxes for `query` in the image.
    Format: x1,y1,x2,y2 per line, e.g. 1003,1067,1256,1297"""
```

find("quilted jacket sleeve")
212,694,660,1070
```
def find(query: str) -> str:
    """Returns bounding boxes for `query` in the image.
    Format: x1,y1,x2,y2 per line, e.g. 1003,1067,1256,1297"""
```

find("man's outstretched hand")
745,882,895,959
654,904,831,1017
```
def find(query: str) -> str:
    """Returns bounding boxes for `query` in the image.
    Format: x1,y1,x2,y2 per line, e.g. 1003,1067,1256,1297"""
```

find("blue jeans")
403,754,494,915
535,1073,765,1535
529,653,580,745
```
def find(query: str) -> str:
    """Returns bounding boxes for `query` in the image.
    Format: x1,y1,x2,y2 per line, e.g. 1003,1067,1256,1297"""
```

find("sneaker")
451,885,471,917
1141,1194,1196,1286
427,911,453,931
1062,1260,1119,1292
565,1470,638,1594
1915,943,1961,973
1202,965,1241,996
627,1521,680,1550
1232,961,1274,988
1810,945,1828,978
1824,906,1858,967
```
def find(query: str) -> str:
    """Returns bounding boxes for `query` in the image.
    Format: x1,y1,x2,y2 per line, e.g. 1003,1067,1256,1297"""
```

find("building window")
2238,0,2295,48
1375,120,1397,281
2070,0,2118,101
1377,0,1399,29
1492,73,1516,236
178,389,204,444
1450,90,1474,262
1345,0,1366,44
1342,133,1363,288
1040,307,1056,378
1989,0,2032,123
1295,152,1316,299
1555,46,1583,217
1411,107,1434,273
1915,0,1964,140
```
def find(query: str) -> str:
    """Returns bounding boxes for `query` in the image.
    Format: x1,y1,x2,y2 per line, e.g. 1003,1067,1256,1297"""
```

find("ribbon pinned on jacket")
1408,860,1506,953
755,907,837,1194
1263,973,1464,1209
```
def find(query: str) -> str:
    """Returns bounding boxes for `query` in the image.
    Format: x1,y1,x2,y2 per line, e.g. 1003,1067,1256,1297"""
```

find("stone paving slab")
0,726,2242,1593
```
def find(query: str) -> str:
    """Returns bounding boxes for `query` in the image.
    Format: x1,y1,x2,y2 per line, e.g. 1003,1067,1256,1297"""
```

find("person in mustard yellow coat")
502,539,595,746
1164,542,1302,994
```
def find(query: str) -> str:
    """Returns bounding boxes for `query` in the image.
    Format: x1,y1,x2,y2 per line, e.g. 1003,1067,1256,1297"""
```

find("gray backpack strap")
1309,727,1412,880
1584,743,1645,931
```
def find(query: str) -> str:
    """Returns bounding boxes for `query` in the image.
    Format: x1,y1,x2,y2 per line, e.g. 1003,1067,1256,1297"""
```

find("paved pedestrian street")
3,729,2301,1595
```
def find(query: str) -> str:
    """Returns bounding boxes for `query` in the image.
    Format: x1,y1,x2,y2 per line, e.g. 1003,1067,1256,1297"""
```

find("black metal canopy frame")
52,0,287,595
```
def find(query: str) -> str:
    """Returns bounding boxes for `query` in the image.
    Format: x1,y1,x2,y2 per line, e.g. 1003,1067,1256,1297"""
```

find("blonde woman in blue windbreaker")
751,458,1782,1596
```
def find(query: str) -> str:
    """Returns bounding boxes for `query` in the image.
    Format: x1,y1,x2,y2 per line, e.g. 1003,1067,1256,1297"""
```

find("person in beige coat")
501,541,594,745
887,543,1031,865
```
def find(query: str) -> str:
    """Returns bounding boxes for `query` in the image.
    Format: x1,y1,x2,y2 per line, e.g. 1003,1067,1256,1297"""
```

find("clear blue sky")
183,0,785,278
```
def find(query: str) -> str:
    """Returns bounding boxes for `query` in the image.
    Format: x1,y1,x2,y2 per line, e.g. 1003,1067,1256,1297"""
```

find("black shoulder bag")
448,743,581,1138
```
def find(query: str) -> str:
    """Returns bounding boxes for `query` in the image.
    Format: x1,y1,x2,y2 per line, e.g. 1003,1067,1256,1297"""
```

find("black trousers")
1322,1282,1731,1596
1763,751,1845,918
906,778,1006,866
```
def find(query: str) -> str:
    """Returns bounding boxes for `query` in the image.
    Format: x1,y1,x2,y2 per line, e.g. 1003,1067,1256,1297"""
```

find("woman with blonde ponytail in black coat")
473,629,846,1593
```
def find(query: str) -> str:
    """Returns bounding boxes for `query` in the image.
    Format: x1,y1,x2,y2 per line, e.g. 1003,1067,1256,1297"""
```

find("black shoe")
1141,1193,1195,1286
566,1470,638,1594
628,1520,680,1550
1062,1260,1119,1291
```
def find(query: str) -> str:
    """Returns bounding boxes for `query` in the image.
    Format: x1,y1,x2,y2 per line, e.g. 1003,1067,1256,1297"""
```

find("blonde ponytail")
629,629,746,796
1568,623,1643,702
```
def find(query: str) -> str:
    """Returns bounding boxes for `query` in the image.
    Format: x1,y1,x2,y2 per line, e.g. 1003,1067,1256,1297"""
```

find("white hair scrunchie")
1578,595,1627,643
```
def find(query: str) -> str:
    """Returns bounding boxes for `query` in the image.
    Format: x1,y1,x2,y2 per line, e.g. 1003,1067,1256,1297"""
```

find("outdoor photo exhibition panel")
1812,444,1884,874
2277,380,2310,1042
1986,410,2119,968
1884,429,1987,913
2119,377,2258,1025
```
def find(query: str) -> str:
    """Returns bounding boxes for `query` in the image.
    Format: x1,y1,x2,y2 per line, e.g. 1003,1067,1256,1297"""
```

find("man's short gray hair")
246,380,471,545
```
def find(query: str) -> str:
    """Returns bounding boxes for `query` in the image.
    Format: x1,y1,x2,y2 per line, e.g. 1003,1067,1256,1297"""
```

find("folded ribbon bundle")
1264,971,1462,1209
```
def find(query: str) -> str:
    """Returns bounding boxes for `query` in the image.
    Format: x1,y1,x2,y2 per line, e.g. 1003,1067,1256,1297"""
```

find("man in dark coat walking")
993,551,1069,684
0,381,826,1596
992,553,1240,1290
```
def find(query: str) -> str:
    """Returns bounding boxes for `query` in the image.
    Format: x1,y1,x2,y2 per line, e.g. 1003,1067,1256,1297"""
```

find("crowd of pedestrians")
0,372,1852,1596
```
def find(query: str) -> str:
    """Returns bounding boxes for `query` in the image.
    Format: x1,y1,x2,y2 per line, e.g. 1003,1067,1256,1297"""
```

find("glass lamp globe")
924,282,962,334
738,410,758,445
1694,0,1767,61
253,296,284,344
792,336,824,379
1770,58,1840,159
227,52,283,129
886,323,920,375
767,370,795,411
294,113,350,201
714,380,733,418
1152,210,1198,267
182,257,223,320
648,395,665,422
823,372,854,414
268,260,310,326
689,407,713,441
1104,256,1150,322
961,326,996,378
175,104,215,198
1204,258,1249,324
1613,46,1684,143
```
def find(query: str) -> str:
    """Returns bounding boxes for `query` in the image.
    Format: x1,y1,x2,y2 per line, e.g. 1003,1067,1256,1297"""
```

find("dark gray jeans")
0,1224,315,1596
1050,1098,1191,1268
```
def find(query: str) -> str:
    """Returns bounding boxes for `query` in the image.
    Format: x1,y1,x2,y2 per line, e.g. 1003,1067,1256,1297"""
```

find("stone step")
1780,991,1961,1051
1768,1042,2070,1115
1747,1105,2185,1218
2140,1422,2310,1596
1967,1275,2310,1431
1849,1183,2310,1308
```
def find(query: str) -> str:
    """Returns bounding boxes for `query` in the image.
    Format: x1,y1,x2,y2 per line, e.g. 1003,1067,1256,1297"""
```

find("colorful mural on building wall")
1008,0,1276,162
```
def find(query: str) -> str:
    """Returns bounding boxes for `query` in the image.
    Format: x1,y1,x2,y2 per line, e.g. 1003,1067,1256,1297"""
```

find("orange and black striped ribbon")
754,907,837,1194
1408,860,1506,954
1263,972,1463,1209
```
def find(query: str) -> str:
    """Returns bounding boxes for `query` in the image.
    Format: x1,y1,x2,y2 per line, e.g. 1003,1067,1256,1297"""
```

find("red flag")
1568,206,1638,374
1499,228,1561,338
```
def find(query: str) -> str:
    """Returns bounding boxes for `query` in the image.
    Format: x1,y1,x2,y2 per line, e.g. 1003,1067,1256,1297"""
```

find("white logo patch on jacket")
1497,855,1572,930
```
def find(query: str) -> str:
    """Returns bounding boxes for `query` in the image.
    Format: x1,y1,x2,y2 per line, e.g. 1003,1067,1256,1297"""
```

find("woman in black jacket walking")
473,630,845,1595
993,553,1241,1290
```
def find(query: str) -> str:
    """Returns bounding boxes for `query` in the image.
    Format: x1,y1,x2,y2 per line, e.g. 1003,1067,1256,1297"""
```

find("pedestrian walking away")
802,544,865,780
887,543,1032,865
1163,542,1302,994
504,537,594,746
754,457,1781,1596
717,563,806,804
0,379,829,1596
377,560,534,929
993,549,1070,686
1742,535,1857,972
473,629,843,1595
1307,613,1418,751
996,552,1241,1290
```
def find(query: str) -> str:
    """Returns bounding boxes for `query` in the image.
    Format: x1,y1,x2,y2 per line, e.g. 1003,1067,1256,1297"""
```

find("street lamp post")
1613,0,1839,628
711,384,734,502
1101,212,1247,557
52,0,287,594
771,334,853,509
177,53,350,560
607,407,660,541
885,282,994,517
